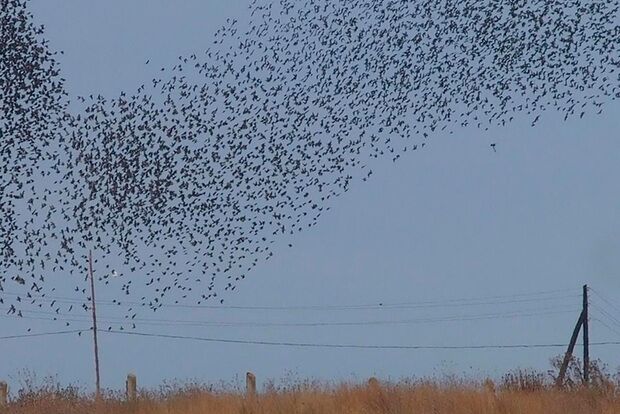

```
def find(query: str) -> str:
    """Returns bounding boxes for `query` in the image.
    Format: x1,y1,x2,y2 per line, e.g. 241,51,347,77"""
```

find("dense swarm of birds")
1,0,69,315
0,0,618,330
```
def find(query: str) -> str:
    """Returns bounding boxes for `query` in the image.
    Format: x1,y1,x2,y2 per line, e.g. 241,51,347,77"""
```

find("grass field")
6,363,620,414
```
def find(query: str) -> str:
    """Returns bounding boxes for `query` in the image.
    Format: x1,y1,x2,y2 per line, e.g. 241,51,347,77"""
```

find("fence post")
246,372,256,396
0,381,7,407
126,373,137,402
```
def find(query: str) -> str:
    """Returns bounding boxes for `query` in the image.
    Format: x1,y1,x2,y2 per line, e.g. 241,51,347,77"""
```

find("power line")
0,304,579,328
590,288,620,317
100,329,620,350
590,302,620,330
1,287,580,311
591,317,620,339
0,329,87,341
120,308,578,328
153,293,580,311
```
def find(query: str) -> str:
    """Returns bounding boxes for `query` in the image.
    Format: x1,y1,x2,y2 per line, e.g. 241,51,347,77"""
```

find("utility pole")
88,250,101,398
556,284,590,387
583,284,589,385
556,309,584,387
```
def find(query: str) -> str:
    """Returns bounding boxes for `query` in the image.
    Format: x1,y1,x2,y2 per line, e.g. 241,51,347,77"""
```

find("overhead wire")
0,329,87,340
591,317,620,339
0,287,581,311
0,303,580,329
99,329,620,350
589,288,620,317
0,287,612,353
590,302,620,330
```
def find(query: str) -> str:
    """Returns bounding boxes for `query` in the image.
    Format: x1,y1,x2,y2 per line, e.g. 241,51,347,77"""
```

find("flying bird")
1,0,618,330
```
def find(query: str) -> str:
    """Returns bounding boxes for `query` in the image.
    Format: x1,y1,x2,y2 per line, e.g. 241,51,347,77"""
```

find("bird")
0,0,617,329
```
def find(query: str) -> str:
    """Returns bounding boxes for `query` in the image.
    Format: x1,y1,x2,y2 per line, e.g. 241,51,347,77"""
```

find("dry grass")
5,374,620,414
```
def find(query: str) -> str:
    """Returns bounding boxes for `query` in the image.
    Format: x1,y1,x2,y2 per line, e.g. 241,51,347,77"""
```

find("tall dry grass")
5,368,620,414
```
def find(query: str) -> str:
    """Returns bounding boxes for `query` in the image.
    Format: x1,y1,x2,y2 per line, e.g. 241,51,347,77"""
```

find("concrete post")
246,372,256,396
368,377,380,388
126,373,137,402
0,381,7,407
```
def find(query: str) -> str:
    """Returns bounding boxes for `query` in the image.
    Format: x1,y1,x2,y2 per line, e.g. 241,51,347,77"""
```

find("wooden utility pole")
88,250,101,398
583,284,589,385
556,284,590,387
556,310,584,387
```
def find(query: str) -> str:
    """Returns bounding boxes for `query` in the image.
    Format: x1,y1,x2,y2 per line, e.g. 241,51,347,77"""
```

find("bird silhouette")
1,0,618,331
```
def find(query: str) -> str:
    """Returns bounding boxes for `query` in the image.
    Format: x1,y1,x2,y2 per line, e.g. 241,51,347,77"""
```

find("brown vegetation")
5,358,620,414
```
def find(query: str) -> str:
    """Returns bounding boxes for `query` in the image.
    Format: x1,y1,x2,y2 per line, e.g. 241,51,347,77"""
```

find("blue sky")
1,0,618,392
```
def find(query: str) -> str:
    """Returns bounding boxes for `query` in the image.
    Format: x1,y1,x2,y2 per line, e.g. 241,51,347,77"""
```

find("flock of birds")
0,0,618,331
